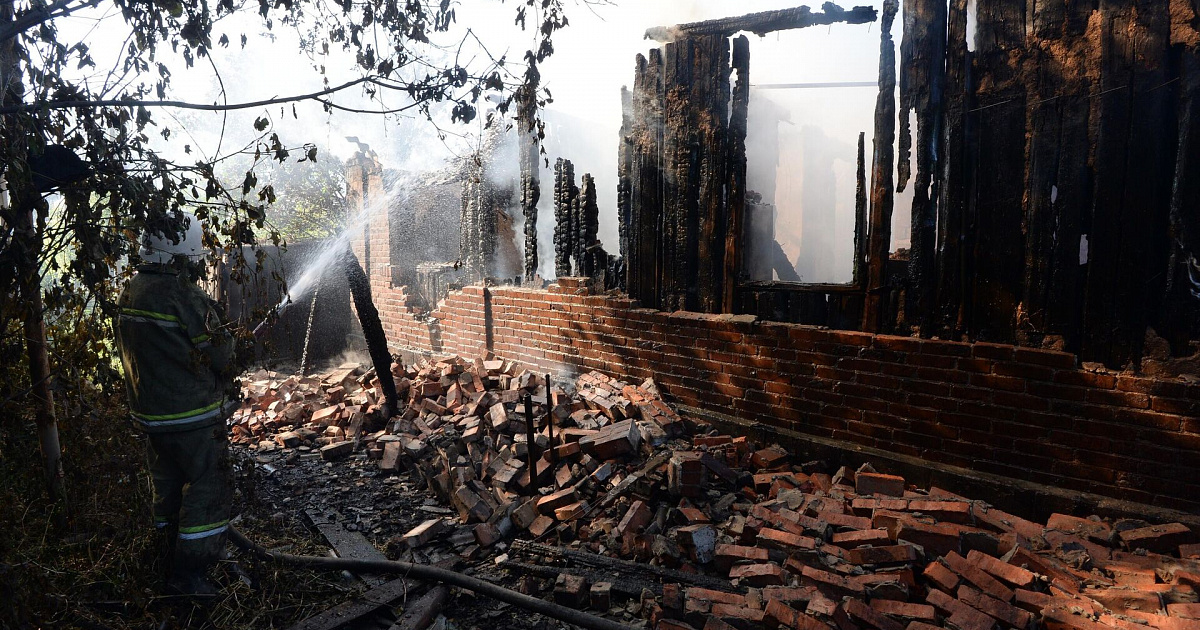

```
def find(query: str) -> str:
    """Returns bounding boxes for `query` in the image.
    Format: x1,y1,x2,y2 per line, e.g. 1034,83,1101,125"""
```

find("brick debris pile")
233,357,1200,630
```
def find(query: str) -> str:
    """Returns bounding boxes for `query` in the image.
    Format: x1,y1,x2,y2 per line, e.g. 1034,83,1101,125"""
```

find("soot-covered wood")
899,0,946,337
861,0,898,333
341,247,399,417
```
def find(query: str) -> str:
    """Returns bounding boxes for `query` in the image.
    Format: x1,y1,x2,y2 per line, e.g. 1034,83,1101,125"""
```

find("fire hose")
227,527,636,630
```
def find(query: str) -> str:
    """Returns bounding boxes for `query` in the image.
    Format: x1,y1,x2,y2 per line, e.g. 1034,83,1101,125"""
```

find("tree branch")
0,74,432,114
0,0,102,44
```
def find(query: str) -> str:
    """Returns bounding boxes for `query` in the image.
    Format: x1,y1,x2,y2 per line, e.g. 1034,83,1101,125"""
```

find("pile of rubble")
234,357,1200,630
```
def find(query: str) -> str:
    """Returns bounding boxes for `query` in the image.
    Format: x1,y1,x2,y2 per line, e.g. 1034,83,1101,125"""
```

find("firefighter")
115,212,238,596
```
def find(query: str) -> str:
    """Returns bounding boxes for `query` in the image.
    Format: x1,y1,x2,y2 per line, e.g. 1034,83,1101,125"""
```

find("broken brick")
856,472,906,497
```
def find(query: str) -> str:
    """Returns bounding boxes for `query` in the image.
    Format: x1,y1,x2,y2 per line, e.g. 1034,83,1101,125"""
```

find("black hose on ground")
227,527,636,630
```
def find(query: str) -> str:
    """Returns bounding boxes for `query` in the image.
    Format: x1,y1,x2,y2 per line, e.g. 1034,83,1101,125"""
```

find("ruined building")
344,3,1200,512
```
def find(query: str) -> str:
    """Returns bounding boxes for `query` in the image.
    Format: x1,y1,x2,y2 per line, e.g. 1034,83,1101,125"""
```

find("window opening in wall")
741,2,913,286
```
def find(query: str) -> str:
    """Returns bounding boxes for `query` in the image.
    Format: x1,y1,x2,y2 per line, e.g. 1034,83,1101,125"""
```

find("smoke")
58,0,904,285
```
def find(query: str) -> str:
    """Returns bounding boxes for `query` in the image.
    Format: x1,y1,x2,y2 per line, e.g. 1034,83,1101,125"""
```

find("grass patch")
1,393,352,629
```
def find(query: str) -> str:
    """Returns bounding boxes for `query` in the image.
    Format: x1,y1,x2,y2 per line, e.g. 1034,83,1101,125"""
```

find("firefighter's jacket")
116,263,238,433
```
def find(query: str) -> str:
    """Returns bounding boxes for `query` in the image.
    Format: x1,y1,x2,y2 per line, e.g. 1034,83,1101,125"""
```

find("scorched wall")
409,279,1200,514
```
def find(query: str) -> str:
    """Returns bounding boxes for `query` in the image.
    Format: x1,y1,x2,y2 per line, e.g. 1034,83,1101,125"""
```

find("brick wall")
413,280,1200,512
344,155,1199,511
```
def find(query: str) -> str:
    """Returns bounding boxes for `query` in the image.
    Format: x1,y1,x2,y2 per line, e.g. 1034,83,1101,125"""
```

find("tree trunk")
2,0,66,510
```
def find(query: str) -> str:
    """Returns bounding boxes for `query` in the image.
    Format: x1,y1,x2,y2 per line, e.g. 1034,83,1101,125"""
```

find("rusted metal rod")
524,392,537,490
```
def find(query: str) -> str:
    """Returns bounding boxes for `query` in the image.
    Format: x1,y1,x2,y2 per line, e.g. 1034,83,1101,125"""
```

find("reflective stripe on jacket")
116,264,237,433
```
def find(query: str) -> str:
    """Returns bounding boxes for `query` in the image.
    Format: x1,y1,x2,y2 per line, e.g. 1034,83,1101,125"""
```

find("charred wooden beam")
626,50,664,309
934,0,971,340
1020,0,1093,348
899,0,946,336
617,86,633,268
965,0,1026,343
1161,42,1200,351
575,173,600,278
340,248,399,418
852,131,867,288
660,39,692,311
696,33,731,313
722,35,750,313
517,66,541,283
1081,0,1172,367
861,0,899,332
553,158,577,278
646,2,877,40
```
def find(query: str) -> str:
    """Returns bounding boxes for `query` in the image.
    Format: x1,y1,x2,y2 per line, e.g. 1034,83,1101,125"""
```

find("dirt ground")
0,390,636,630
231,433,634,630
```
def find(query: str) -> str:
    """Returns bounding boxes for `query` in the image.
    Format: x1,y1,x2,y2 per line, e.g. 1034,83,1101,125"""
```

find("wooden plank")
387,585,449,630
287,577,415,630
861,0,900,332
966,0,1025,343
307,510,390,586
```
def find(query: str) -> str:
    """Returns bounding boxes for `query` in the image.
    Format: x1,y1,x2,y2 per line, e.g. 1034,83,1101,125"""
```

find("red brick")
843,598,905,630
896,520,963,558
965,549,1036,588
762,586,818,605
758,528,818,553
924,560,962,592
905,500,972,524
1119,523,1194,554
700,618,736,630
856,472,907,497
1043,606,1113,630
845,544,919,566
832,529,893,548
1084,587,1164,614
925,588,996,630
1168,604,1200,620
943,551,1015,602
684,588,746,607
766,598,828,630
729,562,785,587
710,602,766,624
957,584,1032,628
714,544,770,572
869,600,937,622
798,564,864,595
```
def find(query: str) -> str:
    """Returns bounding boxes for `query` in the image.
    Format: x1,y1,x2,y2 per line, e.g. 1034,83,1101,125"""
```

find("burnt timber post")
517,64,541,283
861,0,899,332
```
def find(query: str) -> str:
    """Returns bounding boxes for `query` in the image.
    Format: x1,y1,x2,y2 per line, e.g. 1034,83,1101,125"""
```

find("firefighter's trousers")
147,423,232,573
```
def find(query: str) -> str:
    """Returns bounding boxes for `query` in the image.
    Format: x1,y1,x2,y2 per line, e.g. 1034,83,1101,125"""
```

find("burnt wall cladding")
424,283,1200,513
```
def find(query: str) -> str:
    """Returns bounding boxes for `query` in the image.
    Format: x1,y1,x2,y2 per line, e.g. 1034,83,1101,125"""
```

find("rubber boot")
164,545,219,597
154,524,179,585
